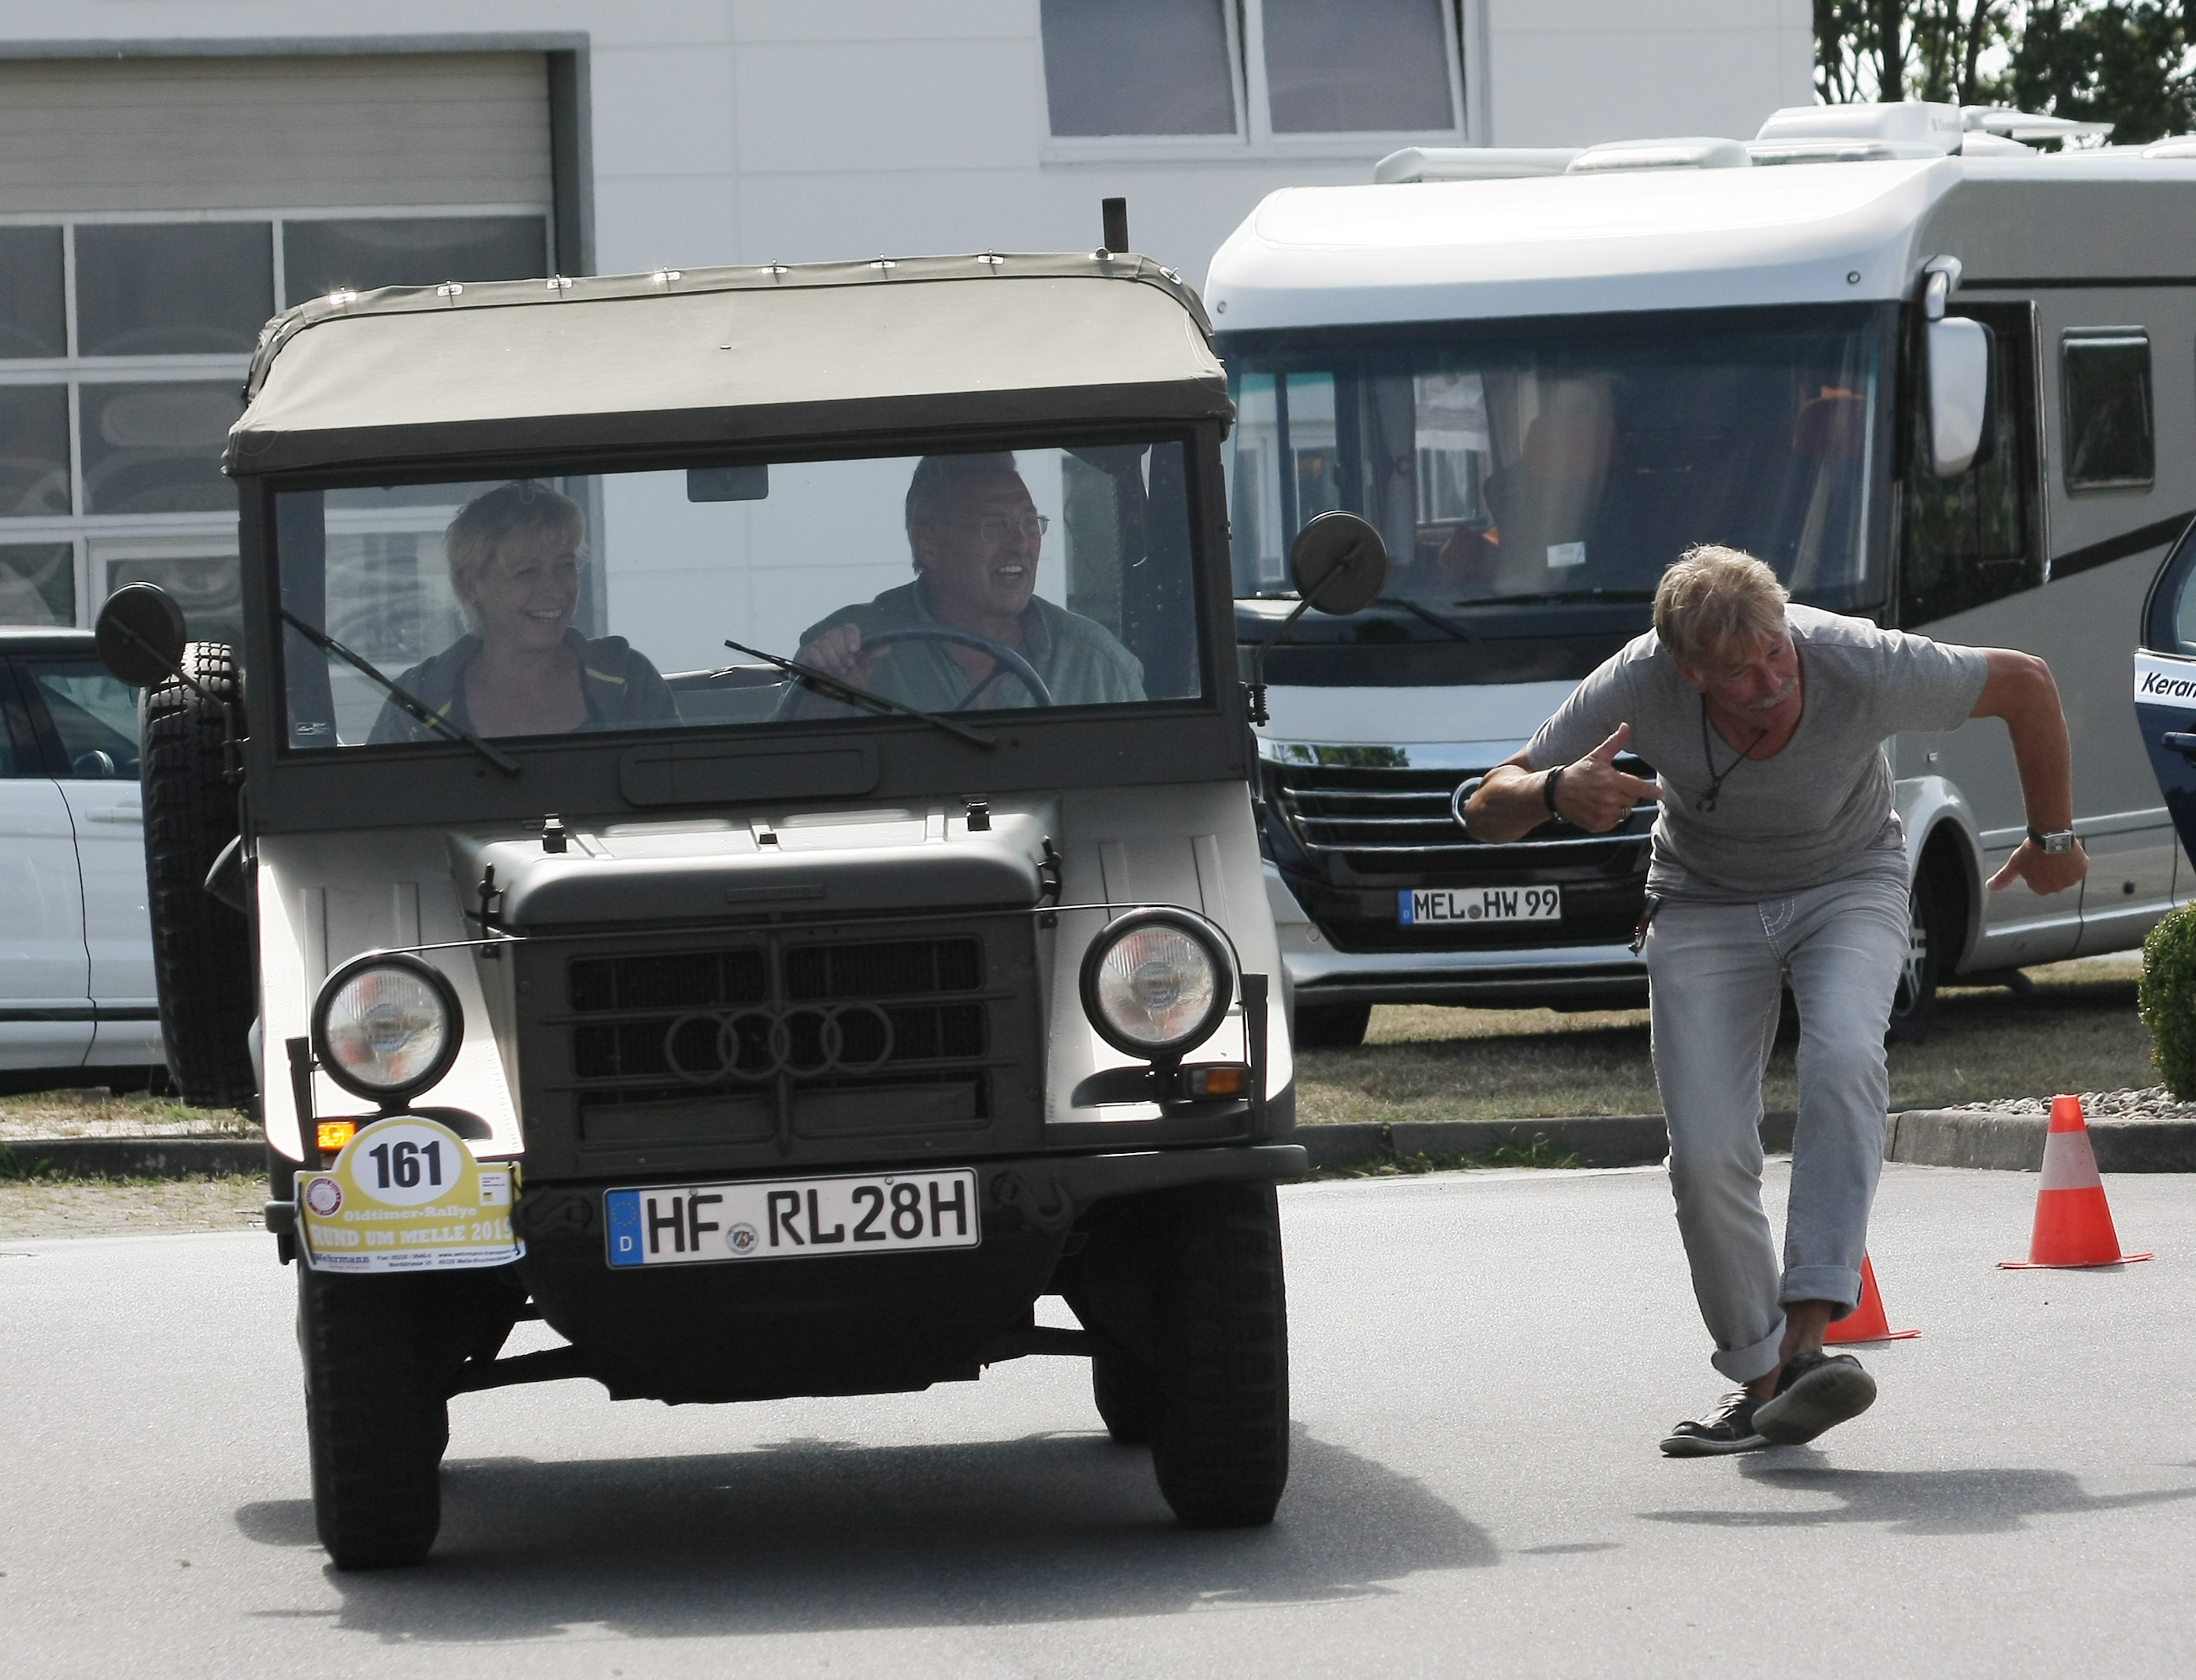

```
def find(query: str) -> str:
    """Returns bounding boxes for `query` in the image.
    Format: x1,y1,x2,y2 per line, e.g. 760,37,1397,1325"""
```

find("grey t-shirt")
1525,605,1990,900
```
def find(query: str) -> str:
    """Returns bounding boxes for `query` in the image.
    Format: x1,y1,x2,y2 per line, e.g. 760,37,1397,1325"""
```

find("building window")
1042,0,1466,145
1040,0,1241,136
1262,0,1458,133
0,210,548,631
2061,330,2153,492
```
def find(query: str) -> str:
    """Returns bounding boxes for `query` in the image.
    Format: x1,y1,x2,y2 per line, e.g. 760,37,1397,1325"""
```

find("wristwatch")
2026,826,2079,855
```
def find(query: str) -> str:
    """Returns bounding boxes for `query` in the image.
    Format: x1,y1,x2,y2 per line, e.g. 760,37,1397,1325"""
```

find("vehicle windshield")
1223,308,1889,615
274,440,1201,752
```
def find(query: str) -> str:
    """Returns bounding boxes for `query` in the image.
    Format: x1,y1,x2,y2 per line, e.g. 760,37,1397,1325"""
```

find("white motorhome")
1206,101,2196,1046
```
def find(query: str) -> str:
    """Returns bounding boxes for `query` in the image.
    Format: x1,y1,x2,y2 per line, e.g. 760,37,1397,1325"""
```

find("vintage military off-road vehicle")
97,244,1368,1569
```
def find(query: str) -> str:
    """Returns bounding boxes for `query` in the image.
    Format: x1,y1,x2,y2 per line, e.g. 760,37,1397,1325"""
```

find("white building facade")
0,1,1812,636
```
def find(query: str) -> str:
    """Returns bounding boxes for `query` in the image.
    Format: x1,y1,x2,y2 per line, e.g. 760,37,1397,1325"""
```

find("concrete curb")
6,1108,2191,1180
1886,1109,2196,1173
0,1137,266,1179
1300,1108,2196,1173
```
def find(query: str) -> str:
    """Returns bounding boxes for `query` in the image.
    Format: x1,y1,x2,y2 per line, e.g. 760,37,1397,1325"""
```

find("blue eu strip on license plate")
1399,886,1563,924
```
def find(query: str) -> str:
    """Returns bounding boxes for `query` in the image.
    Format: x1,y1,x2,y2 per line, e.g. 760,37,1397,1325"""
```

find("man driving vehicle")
793,452,1145,712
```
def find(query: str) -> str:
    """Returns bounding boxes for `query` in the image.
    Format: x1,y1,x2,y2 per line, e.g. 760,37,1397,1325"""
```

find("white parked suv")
0,628,163,1088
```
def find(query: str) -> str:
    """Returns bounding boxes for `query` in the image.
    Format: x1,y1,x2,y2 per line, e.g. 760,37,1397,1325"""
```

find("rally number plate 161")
605,1168,980,1269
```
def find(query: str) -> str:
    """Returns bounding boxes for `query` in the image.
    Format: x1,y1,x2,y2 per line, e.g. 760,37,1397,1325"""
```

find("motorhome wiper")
720,637,995,751
279,608,521,776
1453,589,1657,607
1369,596,1475,641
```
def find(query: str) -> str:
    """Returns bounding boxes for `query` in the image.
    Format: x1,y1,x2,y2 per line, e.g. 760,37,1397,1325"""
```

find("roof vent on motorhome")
1566,136,1751,174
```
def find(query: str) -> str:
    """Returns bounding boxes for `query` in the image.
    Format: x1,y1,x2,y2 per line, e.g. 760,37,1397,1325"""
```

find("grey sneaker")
1753,1349,1877,1445
1660,1391,1768,1458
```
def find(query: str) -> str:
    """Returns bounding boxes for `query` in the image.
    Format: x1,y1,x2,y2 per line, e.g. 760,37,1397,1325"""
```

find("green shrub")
2139,904,2196,1097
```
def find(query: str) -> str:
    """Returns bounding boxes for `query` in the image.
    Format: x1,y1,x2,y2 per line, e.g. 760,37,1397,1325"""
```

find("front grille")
514,920,1041,1169
1264,756,1656,952
1269,756,1656,874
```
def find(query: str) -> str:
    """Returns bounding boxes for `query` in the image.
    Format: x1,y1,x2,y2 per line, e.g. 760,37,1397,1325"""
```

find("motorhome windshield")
1223,308,1890,617
272,441,1201,752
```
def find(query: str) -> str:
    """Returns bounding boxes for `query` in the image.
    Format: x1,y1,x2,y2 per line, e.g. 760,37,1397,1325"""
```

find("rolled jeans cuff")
1711,1314,1787,1385
1783,1264,1863,1317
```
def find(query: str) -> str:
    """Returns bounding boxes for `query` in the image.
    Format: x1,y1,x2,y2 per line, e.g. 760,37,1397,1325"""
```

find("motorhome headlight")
312,953,462,1103
1078,909,1234,1059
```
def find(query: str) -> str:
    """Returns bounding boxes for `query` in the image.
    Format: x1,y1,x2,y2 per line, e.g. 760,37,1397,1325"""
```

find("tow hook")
991,1170,1074,1234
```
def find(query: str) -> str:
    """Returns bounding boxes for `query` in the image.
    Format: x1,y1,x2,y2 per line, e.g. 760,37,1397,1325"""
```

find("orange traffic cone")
1999,1095,2153,1269
1825,1253,1918,1344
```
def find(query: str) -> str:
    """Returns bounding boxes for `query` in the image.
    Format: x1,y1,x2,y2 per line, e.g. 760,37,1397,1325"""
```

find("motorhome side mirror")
1927,315,1989,476
1288,511,1389,615
94,582,188,688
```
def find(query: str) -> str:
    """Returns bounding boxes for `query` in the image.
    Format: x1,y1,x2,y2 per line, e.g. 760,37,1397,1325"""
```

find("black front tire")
1091,1350,1159,1447
297,1267,449,1570
1293,1000,1371,1050
296,1267,518,1570
141,643,256,1107
1149,1183,1291,1529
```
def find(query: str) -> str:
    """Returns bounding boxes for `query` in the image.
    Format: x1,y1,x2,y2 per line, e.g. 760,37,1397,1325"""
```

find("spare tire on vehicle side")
141,642,257,1108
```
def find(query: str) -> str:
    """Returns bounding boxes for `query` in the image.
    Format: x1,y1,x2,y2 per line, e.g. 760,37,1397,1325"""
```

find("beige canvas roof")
228,252,1227,476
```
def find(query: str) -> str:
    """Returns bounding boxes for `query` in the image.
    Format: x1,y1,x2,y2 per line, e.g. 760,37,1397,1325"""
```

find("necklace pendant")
1698,794,1717,813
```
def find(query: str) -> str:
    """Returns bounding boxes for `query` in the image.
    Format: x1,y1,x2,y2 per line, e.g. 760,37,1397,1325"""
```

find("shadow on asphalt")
233,1424,1492,1633
1640,1450,2196,1536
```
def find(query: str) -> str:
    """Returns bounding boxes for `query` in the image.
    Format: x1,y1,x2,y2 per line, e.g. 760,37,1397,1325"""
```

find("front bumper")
1281,931,1647,1009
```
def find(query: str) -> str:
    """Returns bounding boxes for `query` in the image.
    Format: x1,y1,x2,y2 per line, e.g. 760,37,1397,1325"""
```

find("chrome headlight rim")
310,950,464,1105
1077,907,1237,1062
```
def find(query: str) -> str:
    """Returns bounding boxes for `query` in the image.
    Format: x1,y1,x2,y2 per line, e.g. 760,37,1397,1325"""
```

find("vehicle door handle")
88,812,142,823
2164,732,2196,758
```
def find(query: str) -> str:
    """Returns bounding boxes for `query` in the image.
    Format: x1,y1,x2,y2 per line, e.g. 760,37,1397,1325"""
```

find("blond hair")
445,480,585,626
1653,544,1789,669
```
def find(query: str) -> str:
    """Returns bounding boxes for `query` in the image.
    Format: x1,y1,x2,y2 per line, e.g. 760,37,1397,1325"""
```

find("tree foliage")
1817,2,2196,143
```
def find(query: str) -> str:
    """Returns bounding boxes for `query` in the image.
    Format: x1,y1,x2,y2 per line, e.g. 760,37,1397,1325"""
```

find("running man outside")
1462,546,2085,1454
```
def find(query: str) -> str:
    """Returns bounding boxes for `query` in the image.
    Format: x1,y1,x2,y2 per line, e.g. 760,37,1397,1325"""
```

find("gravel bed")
0,1088,259,1144
1933,1085,2196,1121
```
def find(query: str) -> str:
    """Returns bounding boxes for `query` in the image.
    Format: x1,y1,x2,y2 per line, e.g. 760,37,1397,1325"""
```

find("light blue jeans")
1643,872,1910,1383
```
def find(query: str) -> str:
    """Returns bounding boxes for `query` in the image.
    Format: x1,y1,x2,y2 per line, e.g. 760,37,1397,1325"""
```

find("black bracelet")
1543,764,1565,816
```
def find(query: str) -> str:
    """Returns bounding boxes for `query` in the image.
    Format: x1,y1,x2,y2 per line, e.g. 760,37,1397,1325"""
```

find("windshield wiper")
280,609,521,776
1452,589,1657,607
720,637,996,752
1369,596,1475,641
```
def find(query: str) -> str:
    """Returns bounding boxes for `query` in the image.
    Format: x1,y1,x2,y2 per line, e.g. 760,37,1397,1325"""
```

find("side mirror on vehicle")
1246,513,1394,726
1927,315,1990,477
1288,510,1390,614
95,581,189,688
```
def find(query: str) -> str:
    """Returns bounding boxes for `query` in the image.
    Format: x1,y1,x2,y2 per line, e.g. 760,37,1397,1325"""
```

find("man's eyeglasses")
955,513,1050,543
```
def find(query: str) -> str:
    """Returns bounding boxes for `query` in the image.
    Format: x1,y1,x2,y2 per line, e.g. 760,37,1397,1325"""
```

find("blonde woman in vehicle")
368,480,674,743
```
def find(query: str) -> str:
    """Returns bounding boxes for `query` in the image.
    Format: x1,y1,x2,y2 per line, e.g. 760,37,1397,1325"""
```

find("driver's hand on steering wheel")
788,623,889,718
798,623,887,689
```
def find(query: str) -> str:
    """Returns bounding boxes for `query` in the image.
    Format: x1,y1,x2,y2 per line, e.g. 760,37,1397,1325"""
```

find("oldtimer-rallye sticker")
297,1115,521,1273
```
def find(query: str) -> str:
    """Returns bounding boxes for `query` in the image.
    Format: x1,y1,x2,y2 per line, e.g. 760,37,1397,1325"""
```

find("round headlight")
1078,909,1235,1059
312,953,462,1103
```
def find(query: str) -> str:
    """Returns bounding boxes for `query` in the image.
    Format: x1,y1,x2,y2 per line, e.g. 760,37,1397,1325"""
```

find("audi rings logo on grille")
662,1003,897,1085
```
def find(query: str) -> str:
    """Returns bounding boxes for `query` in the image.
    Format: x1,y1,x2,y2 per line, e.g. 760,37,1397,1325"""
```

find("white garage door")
0,52,560,635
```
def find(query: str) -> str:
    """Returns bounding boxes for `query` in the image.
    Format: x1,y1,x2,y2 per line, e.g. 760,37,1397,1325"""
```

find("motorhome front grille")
517,922,1042,1163
1267,758,1656,874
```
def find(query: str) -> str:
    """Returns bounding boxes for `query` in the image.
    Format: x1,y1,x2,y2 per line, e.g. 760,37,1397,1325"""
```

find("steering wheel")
775,623,1053,718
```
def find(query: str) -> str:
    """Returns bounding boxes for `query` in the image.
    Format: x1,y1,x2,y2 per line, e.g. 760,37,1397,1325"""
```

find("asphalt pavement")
4,1162,2194,1678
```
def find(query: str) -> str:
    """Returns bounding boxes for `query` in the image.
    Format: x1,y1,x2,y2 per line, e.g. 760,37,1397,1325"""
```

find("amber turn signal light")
1178,1065,1249,1099
316,1120,358,1154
